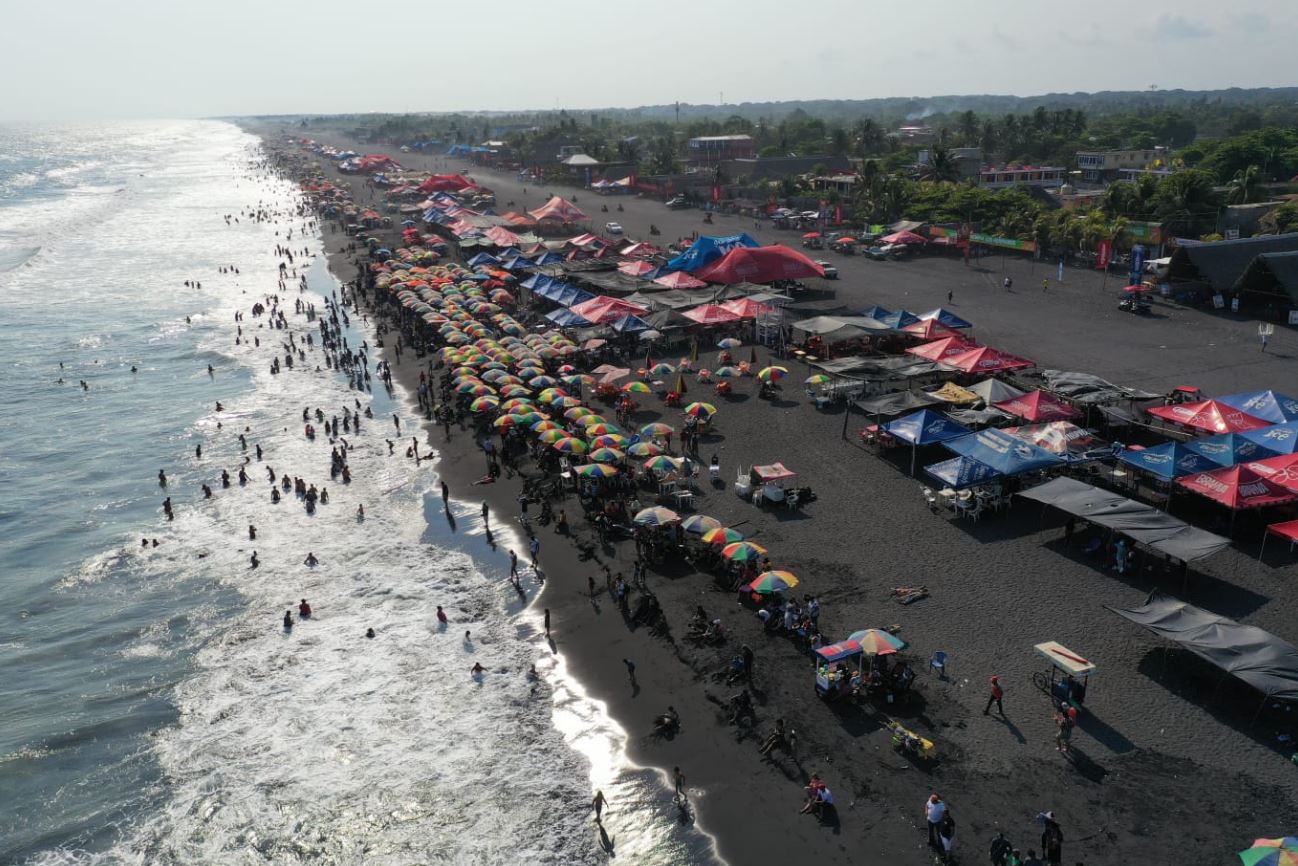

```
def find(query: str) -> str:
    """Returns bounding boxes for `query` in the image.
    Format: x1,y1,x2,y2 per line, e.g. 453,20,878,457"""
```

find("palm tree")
919,145,959,183
1227,164,1262,204
1156,169,1222,237
957,110,979,145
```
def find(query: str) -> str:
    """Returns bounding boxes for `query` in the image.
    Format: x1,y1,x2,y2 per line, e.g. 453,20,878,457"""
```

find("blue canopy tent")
943,428,1065,477
500,255,533,271
610,314,652,334
665,233,760,272
1240,421,1298,455
882,409,971,474
545,308,592,328
533,251,565,266
878,310,920,329
1183,432,1281,467
1115,442,1220,480
861,305,891,319
466,252,500,268
553,285,595,307
519,273,551,291
918,308,974,329
924,455,1004,489
1218,390,1298,424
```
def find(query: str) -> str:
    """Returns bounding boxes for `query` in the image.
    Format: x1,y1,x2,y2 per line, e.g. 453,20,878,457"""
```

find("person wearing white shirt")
925,794,946,848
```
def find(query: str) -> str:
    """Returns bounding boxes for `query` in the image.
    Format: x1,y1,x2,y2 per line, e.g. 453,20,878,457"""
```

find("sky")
1,0,1294,121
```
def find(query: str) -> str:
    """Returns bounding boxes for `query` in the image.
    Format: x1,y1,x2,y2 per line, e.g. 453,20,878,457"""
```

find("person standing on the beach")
528,535,540,569
592,790,607,822
925,794,946,848
481,501,489,524
543,607,550,638
741,644,754,682
441,481,449,507
672,766,685,799
1042,278,1049,292
509,550,519,579
984,675,1005,716
1053,707,1074,753
1039,812,1063,865
437,605,448,625
1004,276,1012,291
623,658,636,685
939,811,956,863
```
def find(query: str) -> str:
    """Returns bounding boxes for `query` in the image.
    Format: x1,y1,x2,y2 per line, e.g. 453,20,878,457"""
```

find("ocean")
0,120,720,865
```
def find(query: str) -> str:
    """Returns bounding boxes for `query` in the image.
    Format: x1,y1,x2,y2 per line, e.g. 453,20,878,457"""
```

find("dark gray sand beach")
262,122,1298,865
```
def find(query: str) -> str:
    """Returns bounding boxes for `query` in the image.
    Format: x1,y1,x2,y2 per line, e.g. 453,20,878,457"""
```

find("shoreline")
260,122,1298,866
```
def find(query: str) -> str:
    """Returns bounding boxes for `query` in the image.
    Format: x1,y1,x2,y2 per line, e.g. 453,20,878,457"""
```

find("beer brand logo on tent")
1264,428,1295,441
1200,442,1227,455
1194,474,1229,492
1172,406,1194,417
1144,452,1171,464
1012,444,1034,459
1239,482,1271,498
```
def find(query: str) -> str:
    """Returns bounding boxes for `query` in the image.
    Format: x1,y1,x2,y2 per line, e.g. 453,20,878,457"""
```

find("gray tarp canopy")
1042,370,1162,404
626,288,724,310
814,355,945,380
1016,477,1231,561
947,406,1013,426
1108,592,1298,701
791,316,870,343
968,378,1026,405
854,390,943,417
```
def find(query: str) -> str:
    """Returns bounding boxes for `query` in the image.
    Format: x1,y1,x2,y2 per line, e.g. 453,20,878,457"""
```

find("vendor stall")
750,462,797,505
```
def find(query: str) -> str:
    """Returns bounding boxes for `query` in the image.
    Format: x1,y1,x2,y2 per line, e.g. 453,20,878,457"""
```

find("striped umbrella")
757,366,789,383
622,381,652,394
640,422,675,437
565,407,596,421
588,447,625,464
469,396,500,413
749,570,800,594
680,514,722,534
701,526,745,545
722,541,768,562
846,628,906,655
538,428,568,444
552,437,588,455
805,374,831,385
589,434,628,448
634,506,681,526
644,455,685,474
684,402,717,419
627,441,664,457
1240,838,1298,866
584,422,620,436
714,366,741,378
574,463,619,478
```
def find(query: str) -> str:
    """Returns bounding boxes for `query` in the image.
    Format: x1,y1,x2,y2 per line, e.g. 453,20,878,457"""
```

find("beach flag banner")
675,372,688,394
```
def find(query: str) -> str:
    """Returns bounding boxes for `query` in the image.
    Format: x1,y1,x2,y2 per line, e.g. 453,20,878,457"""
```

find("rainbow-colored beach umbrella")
584,422,620,436
552,437,588,455
680,514,722,534
1240,838,1298,866
626,442,664,457
684,402,717,419
846,628,906,655
538,428,568,444
588,447,625,464
713,366,741,378
805,374,831,386
574,463,619,478
643,455,684,474
756,366,789,383
640,422,675,437
622,381,652,394
469,396,500,413
722,541,768,562
749,570,799,594
634,506,681,526
649,363,675,377
701,526,745,545
589,434,628,448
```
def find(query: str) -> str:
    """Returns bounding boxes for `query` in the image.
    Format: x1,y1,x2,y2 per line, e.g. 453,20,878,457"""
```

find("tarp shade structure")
569,296,648,325
545,308,593,327
968,378,1026,405
1042,370,1160,404
1017,477,1231,561
946,406,1013,426
719,297,773,319
994,390,1082,423
878,310,921,329
752,462,796,482
654,271,709,290
694,245,825,284
1266,519,1298,545
941,346,1035,374
609,313,653,333
417,174,474,193
943,428,1065,476
1182,432,1281,468
854,390,942,417
924,455,1004,489
861,305,892,319
681,304,742,325
1217,390,1298,424
883,410,970,446
815,354,944,381
618,261,657,277
917,308,973,329
928,382,981,405
1146,399,1270,434
1240,421,1298,455
483,226,523,247
1107,592,1298,701
880,230,928,245
1116,442,1223,480
792,316,870,345
529,196,589,223
906,336,977,362
816,641,864,664
665,233,760,272
1003,422,1110,463
1177,464,1298,509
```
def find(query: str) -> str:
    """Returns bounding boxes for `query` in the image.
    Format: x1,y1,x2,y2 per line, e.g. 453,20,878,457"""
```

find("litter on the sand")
891,586,928,605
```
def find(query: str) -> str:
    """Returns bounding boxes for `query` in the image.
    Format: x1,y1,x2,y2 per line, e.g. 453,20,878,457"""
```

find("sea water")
0,120,720,865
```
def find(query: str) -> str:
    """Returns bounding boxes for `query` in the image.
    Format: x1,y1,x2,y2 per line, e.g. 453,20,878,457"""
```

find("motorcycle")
617,203,624,212
1119,297,1152,315
703,213,713,224
653,707,680,737
649,225,661,236
601,204,608,212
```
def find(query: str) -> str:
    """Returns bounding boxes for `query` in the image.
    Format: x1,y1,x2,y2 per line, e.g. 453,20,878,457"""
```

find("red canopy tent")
1147,399,1270,434
1248,453,1298,491
483,226,522,247
900,318,961,340
619,242,659,257
529,196,589,223
618,261,657,277
1261,519,1298,558
905,335,977,361
1177,464,1298,509
501,211,538,227
939,346,1034,374
993,390,1081,422
569,296,648,325
720,297,772,319
880,230,928,245
694,245,825,284
417,174,474,193
682,304,742,325
654,271,708,289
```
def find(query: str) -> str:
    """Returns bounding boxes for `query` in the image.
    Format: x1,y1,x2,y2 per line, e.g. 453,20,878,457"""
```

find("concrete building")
687,135,755,166
918,147,982,181
1075,148,1165,184
979,165,1066,189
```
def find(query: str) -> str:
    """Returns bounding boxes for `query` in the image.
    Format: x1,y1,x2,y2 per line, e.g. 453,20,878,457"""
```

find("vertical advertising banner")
1129,244,1146,286
1095,240,1111,270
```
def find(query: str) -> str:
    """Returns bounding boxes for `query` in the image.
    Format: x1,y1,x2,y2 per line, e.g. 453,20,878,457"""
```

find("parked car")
666,196,691,209
604,221,624,235
815,260,838,279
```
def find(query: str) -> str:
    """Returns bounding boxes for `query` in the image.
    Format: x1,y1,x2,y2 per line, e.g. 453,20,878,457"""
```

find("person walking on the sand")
1042,278,1049,292
984,675,1005,716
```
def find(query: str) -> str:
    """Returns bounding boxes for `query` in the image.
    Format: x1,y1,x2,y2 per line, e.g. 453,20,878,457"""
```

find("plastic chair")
929,651,948,677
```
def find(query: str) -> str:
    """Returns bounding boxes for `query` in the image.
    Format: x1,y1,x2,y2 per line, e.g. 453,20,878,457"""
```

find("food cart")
814,640,865,700
750,462,796,505
1032,641,1095,707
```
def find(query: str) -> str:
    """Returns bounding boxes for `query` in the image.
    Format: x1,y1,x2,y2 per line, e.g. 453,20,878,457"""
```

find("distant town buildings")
1075,148,1167,183
687,135,756,165
979,165,1066,189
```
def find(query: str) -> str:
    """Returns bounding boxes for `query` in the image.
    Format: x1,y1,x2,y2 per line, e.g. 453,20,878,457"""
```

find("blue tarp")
1183,432,1281,467
918,308,973,329
466,252,499,267
554,285,595,307
665,233,760,272
610,314,652,333
861,305,891,319
545,308,592,327
878,310,920,329
519,274,550,291
883,410,970,446
1240,421,1298,455
1218,390,1298,424
924,455,1004,489
534,252,565,265
1115,442,1220,480
943,428,1064,475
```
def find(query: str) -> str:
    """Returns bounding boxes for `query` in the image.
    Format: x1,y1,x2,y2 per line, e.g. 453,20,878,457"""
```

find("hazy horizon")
1,0,1294,122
